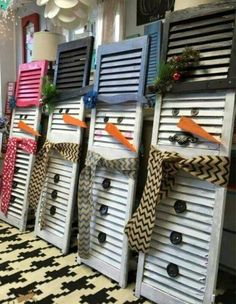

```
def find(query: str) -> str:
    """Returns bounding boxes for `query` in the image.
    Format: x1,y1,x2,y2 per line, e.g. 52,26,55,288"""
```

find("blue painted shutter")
144,21,162,105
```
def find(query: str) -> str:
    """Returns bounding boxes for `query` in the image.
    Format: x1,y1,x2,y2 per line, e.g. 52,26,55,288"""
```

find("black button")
117,117,123,124
170,231,182,245
14,167,20,174
167,263,179,278
104,117,109,123
50,206,56,215
54,174,60,184
12,182,17,189
51,190,57,200
174,200,187,214
59,108,63,113
102,178,111,190
99,205,108,216
98,232,106,244
10,196,16,203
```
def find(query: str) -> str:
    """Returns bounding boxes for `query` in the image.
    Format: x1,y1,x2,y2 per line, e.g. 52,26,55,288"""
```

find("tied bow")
77,150,138,259
1,137,37,215
125,145,230,253
28,140,80,213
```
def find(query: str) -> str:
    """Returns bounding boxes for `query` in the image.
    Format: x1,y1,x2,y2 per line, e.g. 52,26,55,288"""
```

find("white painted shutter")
34,37,94,254
0,61,47,231
77,36,149,288
135,91,236,304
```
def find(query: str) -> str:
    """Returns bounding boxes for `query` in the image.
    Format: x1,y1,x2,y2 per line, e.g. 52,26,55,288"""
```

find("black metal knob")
167,263,179,278
174,200,187,214
51,190,57,200
98,232,106,244
12,182,17,189
170,231,182,245
99,205,108,216
102,178,111,190
104,117,109,123
50,206,56,215
54,174,60,184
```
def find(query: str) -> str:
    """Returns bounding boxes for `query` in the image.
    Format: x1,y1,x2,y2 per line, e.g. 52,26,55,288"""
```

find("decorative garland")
149,47,200,94
41,76,58,114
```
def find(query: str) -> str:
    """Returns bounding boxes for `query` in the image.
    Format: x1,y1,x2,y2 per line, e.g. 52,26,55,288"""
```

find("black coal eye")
104,117,109,123
20,114,23,119
59,108,63,113
65,109,69,113
117,117,123,124
24,115,28,119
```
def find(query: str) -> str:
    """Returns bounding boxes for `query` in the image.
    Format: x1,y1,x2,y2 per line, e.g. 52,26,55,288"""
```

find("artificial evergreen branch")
150,47,200,94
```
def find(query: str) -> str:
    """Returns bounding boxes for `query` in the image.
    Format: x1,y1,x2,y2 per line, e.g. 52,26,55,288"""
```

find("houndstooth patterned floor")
0,221,235,304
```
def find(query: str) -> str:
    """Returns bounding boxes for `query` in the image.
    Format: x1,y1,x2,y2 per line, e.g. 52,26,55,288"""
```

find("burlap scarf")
28,140,80,213
1,137,37,214
77,150,138,259
125,145,230,253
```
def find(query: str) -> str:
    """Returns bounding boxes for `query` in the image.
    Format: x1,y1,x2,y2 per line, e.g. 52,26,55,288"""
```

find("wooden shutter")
145,21,162,86
54,37,94,92
144,21,162,105
0,61,47,231
162,1,236,92
34,37,94,254
135,91,236,304
15,61,48,107
77,36,149,288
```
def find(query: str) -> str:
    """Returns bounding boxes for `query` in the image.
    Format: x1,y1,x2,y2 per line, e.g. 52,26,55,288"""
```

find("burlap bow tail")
28,140,80,210
125,145,230,253
78,150,138,259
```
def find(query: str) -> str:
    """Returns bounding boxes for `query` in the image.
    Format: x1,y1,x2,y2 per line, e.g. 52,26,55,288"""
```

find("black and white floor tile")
0,221,235,304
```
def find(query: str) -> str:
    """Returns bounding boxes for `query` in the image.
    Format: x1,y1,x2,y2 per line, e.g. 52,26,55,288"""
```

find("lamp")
32,31,65,61
32,31,65,79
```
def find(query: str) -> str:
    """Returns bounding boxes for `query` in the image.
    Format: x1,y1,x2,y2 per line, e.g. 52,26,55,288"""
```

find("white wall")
174,0,216,10
0,19,16,115
125,0,144,38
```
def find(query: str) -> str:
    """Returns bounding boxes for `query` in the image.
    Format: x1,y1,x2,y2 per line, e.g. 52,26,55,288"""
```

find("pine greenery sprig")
41,76,58,114
151,47,200,94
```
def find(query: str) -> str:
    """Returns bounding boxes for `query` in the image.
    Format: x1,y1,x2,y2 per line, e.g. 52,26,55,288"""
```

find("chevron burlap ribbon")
125,145,230,253
78,150,138,259
28,140,80,228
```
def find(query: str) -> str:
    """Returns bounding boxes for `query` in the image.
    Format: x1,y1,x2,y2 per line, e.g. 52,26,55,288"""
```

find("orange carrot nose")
18,120,41,137
177,116,221,144
105,123,136,153
63,114,87,128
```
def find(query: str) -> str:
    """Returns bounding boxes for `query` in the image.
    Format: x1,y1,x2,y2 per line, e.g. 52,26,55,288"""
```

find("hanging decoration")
149,47,200,94
36,0,96,29
0,0,33,40
0,0,11,11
